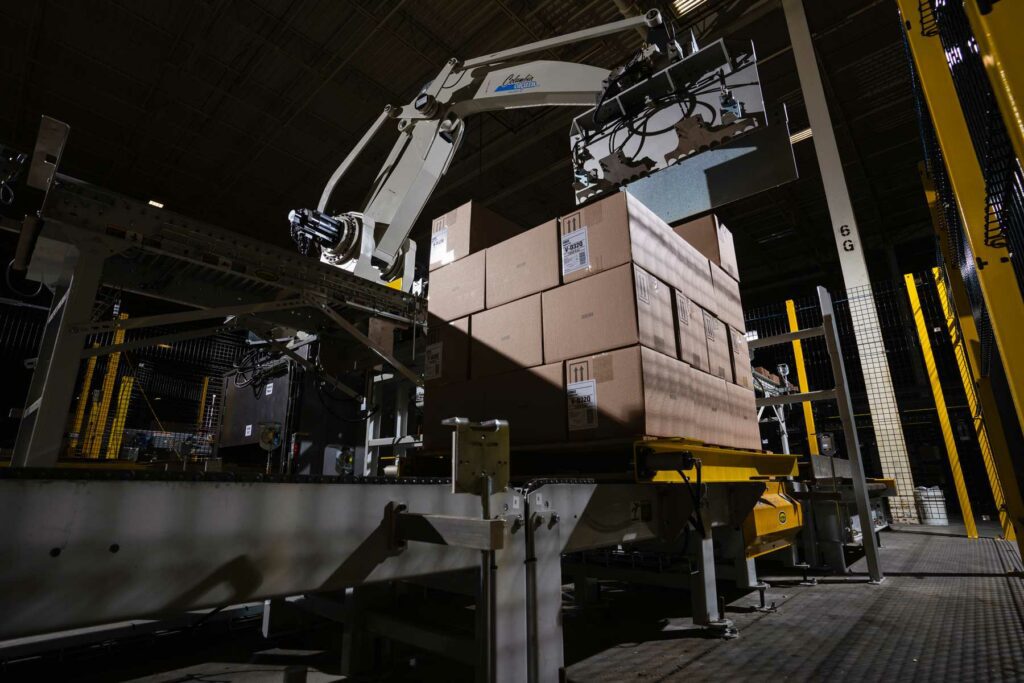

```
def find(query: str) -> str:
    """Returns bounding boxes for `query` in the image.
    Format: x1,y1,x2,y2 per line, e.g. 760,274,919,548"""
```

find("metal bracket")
27,116,69,193
386,502,506,551
445,418,510,495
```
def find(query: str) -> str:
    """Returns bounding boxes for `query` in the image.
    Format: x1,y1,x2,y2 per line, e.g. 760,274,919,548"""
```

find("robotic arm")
289,9,764,289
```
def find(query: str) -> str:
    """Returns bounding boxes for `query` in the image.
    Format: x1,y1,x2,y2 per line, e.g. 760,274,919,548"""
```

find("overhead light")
148,199,164,208
672,0,707,17
156,343,172,349
789,128,813,144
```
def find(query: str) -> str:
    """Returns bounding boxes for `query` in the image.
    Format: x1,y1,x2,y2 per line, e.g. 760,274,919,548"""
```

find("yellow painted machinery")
743,481,803,559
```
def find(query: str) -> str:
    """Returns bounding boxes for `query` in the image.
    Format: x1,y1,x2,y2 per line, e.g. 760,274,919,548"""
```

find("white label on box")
703,311,716,341
561,227,590,275
677,293,690,326
635,269,650,304
424,342,443,380
244,424,252,437
265,383,273,396
430,227,451,264
567,379,598,431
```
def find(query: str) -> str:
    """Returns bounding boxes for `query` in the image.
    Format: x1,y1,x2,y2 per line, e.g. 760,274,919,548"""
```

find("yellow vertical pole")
68,343,99,453
786,299,819,455
920,163,1024,550
904,273,978,539
85,312,129,459
897,0,1024,448
934,268,1015,540
196,376,210,430
105,376,134,459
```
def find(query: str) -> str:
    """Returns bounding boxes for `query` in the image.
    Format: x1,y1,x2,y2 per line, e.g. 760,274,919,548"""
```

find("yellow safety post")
786,299,819,455
934,268,1015,540
104,376,135,459
196,376,210,430
68,343,99,452
904,273,978,539
897,0,1024,448
85,312,129,459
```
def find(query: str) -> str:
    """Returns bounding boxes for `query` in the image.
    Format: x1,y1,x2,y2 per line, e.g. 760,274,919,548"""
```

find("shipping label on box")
430,218,454,266
424,342,443,380
561,227,590,276
567,379,598,431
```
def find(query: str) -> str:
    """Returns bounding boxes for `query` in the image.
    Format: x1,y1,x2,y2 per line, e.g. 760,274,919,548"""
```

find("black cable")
5,259,44,298
677,457,705,538
312,366,379,423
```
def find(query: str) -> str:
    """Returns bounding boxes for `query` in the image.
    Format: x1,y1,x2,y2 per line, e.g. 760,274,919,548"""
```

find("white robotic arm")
288,9,764,289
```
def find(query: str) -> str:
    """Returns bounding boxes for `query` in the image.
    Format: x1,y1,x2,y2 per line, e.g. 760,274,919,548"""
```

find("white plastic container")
914,486,949,526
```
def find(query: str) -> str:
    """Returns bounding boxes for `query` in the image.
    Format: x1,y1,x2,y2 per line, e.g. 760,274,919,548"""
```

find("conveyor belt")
39,176,424,325
0,467,597,488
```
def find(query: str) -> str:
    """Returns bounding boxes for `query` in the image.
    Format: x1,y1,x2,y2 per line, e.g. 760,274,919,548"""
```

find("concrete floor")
4,524,1021,682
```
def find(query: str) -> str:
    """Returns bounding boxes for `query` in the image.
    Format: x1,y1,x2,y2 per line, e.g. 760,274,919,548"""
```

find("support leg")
691,523,736,637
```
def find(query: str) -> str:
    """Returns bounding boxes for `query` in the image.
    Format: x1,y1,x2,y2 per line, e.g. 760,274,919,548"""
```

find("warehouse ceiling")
1,0,933,304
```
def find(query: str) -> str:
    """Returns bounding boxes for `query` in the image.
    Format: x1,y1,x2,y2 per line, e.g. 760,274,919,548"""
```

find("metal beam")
314,301,423,387
784,0,918,523
747,326,824,349
756,389,837,407
818,286,883,582
81,325,231,358
70,299,305,335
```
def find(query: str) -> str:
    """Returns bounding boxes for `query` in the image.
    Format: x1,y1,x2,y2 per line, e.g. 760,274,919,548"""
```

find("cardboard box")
710,262,744,331
486,362,565,444
564,345,695,440
690,368,727,444
429,201,521,271
471,294,543,378
423,315,469,386
542,263,676,363
725,382,762,450
673,213,739,281
486,220,560,308
428,251,485,322
559,192,715,308
728,326,752,390
674,290,709,372
703,309,731,381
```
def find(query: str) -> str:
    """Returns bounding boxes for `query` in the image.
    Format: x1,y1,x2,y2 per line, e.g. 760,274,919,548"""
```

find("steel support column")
784,0,918,521
900,1,1024,551
964,0,1024,165
897,0,1024,453
819,286,884,582
12,247,105,467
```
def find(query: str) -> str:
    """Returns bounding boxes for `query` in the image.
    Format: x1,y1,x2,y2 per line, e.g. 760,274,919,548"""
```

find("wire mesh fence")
0,288,250,464
745,272,1000,526
67,314,248,464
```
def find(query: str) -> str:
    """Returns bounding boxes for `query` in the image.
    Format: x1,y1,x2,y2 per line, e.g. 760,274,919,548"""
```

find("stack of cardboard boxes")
423,194,760,451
